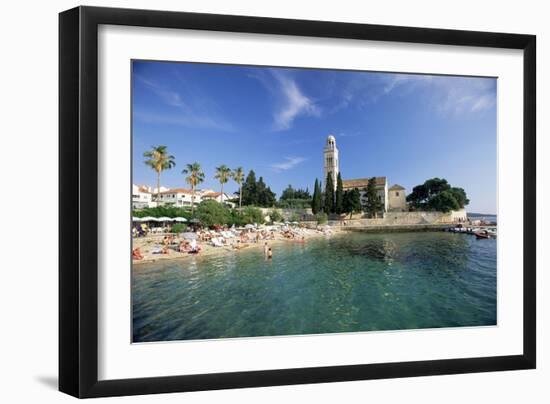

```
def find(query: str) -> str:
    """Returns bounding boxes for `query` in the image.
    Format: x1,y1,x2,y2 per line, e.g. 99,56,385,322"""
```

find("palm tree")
182,162,205,214
214,165,232,204
231,167,244,210
143,145,175,205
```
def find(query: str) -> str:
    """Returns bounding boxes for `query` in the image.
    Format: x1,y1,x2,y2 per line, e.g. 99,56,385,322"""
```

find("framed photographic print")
59,6,536,398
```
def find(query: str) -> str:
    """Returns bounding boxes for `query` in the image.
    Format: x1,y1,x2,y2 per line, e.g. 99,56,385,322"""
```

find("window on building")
396,191,399,197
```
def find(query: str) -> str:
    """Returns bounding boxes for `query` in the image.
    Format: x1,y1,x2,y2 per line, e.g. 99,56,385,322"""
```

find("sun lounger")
211,237,224,247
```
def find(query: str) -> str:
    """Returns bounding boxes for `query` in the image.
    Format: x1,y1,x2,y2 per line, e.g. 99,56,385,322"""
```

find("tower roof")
326,134,337,148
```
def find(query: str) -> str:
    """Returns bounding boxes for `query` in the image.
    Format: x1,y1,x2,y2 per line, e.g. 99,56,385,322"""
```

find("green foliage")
335,172,344,214
256,176,277,207
289,212,301,222
143,145,176,202
240,206,265,225
280,185,311,200
170,223,187,233
343,188,362,219
268,209,284,223
277,199,312,209
429,190,460,213
364,177,383,218
143,145,176,173
278,184,311,208
214,164,232,198
324,173,335,214
311,178,322,215
407,178,469,212
231,167,245,209
196,200,231,227
133,206,191,219
315,212,328,224
241,170,258,206
240,170,277,207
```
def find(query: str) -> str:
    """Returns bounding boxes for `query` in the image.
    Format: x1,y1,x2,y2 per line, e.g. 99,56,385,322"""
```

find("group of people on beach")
132,222,323,262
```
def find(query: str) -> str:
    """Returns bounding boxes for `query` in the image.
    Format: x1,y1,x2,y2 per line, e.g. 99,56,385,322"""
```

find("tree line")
311,172,383,219
143,146,469,218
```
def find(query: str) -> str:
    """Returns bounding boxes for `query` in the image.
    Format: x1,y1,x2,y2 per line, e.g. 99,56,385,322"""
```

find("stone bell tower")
323,134,339,191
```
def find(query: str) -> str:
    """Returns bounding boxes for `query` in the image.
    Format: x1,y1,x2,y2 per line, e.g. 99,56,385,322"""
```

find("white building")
388,184,407,211
201,191,235,207
324,135,391,213
157,188,199,207
323,135,339,191
342,177,389,212
132,184,153,209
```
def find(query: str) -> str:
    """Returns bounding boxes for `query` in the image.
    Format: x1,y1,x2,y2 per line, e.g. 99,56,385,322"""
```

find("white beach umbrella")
132,216,142,222
244,224,255,229
140,216,156,221
174,217,187,222
157,217,174,222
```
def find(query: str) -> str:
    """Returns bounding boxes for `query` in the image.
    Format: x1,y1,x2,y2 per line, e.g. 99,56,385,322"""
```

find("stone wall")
258,207,467,226
329,209,467,228
259,207,314,222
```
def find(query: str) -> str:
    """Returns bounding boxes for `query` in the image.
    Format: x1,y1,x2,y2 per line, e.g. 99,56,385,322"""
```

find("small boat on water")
474,230,491,239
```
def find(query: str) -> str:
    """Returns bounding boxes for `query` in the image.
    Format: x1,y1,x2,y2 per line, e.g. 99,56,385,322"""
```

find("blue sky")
132,60,497,214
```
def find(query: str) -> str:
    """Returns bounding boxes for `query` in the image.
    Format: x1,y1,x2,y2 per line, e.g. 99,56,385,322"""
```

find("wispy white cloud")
250,69,320,131
134,74,234,131
133,110,235,132
381,74,496,115
270,157,306,172
324,72,495,117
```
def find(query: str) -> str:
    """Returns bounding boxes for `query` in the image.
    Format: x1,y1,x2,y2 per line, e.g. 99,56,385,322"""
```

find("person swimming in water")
267,247,273,259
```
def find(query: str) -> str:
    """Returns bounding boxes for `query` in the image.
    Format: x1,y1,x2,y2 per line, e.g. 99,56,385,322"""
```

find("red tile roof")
159,188,193,195
202,192,224,198
342,177,387,189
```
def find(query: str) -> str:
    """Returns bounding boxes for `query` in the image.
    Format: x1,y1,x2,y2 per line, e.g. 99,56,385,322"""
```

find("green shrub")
289,212,301,222
315,212,328,224
196,200,231,227
240,206,265,225
170,223,187,233
268,209,284,223
133,206,192,219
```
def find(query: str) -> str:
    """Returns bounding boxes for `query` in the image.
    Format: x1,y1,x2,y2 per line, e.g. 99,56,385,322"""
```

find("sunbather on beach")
132,247,144,260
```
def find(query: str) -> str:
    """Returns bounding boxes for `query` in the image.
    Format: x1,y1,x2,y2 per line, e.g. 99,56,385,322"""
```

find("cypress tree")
324,172,335,214
312,178,322,214
241,170,257,206
335,172,344,214
364,177,383,218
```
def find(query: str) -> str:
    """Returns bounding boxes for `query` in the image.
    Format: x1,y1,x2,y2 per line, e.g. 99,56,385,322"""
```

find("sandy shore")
132,226,344,266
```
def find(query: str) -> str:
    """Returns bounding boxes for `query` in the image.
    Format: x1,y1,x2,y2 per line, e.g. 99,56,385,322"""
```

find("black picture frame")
59,5,536,398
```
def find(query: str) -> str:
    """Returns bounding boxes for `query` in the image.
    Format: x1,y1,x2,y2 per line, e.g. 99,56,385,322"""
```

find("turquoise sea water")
132,231,496,342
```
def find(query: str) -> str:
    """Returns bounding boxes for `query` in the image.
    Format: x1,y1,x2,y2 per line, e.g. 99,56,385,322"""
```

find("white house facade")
201,191,235,207
157,188,199,207
132,184,153,209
